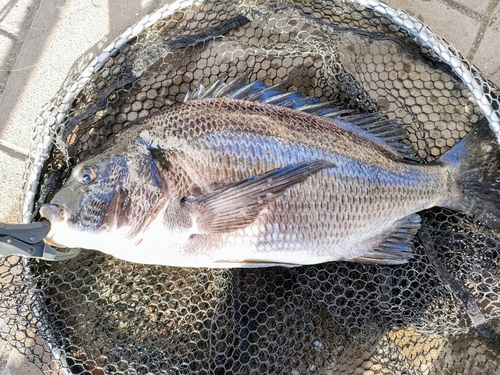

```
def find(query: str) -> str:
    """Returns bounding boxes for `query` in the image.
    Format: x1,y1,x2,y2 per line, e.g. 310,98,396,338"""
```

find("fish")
39,75,500,267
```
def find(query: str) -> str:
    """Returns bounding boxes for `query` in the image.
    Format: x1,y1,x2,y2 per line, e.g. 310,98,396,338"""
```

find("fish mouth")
39,204,72,247
40,203,71,222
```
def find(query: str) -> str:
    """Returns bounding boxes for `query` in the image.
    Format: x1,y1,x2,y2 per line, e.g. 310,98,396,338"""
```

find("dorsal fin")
185,75,416,159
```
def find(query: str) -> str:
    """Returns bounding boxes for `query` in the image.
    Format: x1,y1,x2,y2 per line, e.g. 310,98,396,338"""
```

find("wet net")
2,0,500,373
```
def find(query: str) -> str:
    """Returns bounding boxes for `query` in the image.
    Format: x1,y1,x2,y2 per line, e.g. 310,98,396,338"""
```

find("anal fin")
353,214,421,265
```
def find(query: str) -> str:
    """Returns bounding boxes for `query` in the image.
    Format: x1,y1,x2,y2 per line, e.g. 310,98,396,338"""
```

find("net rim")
13,1,500,373
359,0,500,139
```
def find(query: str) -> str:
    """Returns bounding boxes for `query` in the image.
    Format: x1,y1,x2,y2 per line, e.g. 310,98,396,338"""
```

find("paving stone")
0,339,8,372
0,0,39,36
0,150,26,223
473,5,500,85
1,344,42,375
384,0,481,55
449,0,491,14
0,0,42,97
0,34,16,97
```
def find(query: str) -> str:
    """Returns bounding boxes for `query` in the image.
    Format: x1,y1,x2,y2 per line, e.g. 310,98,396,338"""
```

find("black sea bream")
40,76,500,267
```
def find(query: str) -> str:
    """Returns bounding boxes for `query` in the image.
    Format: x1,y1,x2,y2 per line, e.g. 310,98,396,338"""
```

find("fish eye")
78,165,99,185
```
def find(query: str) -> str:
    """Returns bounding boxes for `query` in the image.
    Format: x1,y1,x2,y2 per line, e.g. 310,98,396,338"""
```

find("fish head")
40,144,170,251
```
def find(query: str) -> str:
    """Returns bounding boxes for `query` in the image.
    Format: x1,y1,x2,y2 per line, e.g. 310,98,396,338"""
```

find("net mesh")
2,0,500,373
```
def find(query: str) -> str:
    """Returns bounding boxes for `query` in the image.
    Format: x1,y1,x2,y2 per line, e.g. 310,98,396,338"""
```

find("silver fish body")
40,79,500,267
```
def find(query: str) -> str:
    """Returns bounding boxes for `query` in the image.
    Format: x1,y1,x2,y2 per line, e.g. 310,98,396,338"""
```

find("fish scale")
39,77,500,267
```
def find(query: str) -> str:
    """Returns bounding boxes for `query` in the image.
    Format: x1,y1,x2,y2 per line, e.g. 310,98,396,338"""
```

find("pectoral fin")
182,160,335,233
353,214,421,265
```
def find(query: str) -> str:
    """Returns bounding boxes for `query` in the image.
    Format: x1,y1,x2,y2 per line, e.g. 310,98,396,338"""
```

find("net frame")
4,0,499,374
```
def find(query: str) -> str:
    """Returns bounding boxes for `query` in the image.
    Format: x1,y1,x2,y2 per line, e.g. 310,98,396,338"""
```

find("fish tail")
440,118,500,229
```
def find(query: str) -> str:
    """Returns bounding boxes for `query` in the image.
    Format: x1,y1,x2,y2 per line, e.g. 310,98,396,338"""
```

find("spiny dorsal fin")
185,75,416,159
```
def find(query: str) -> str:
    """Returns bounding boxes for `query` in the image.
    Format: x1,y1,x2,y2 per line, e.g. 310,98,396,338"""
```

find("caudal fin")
440,118,500,229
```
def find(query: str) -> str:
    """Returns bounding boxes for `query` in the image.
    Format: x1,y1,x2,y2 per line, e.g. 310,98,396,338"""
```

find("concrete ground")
0,0,499,373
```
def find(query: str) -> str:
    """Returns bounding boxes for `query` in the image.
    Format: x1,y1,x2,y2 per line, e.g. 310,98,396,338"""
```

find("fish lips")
39,203,72,247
